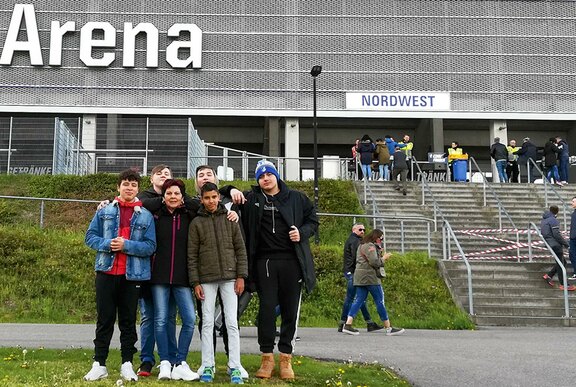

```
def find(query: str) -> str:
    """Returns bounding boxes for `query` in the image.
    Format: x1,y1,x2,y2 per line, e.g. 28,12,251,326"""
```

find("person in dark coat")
516,137,539,183
391,146,409,195
241,159,318,380
356,134,376,180
490,137,508,183
556,136,570,184
541,206,574,291
543,137,562,186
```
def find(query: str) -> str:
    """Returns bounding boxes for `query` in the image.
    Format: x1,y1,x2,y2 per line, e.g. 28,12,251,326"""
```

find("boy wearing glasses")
338,223,383,333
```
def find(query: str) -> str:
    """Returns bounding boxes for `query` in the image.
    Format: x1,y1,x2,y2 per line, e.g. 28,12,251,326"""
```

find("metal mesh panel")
53,118,90,175
2,0,576,113
187,118,205,179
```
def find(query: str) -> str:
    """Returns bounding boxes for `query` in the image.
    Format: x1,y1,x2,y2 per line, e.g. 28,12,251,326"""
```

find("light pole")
310,65,322,244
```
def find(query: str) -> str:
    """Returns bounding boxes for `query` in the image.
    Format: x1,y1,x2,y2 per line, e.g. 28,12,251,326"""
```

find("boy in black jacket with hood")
241,160,318,381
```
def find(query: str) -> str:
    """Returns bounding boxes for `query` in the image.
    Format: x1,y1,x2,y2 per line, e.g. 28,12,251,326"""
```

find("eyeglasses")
358,228,365,232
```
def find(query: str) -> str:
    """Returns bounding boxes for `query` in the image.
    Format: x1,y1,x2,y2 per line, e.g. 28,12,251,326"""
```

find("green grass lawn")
0,347,409,387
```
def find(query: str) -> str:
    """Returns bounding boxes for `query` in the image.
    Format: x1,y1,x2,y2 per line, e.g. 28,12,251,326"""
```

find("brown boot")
255,353,275,379
279,352,295,380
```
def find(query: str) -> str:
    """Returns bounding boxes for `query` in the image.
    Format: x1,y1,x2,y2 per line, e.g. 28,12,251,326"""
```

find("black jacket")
490,142,508,161
343,232,362,274
516,141,538,163
543,141,560,167
150,206,195,286
357,141,376,165
570,210,576,240
241,180,318,292
541,210,568,248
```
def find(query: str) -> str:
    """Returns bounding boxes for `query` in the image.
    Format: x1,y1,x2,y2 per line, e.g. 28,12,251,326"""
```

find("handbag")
359,245,386,279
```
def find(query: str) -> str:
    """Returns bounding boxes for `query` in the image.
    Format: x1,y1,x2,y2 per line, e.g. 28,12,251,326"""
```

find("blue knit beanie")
255,159,280,182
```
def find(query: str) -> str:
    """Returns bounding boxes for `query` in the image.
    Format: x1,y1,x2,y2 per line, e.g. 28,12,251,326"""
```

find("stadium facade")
1,0,576,179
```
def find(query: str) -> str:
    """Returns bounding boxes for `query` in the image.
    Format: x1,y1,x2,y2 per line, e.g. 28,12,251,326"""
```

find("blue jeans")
546,165,560,183
139,295,177,365
339,273,372,322
361,164,372,180
152,285,196,363
559,157,569,182
348,285,389,322
496,160,508,182
378,164,389,180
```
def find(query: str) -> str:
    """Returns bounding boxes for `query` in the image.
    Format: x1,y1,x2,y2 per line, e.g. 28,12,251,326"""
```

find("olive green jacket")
353,242,384,286
187,203,248,287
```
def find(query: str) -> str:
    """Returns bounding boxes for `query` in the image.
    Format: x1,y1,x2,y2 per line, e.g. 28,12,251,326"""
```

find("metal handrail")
413,159,475,315
527,158,569,230
0,195,100,228
317,212,435,257
468,156,518,231
527,221,570,317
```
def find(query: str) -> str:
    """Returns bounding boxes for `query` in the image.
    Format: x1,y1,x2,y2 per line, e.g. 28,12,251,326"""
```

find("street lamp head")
310,65,322,77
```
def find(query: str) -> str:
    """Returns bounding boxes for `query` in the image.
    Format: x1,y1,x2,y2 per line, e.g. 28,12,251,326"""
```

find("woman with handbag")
342,229,405,336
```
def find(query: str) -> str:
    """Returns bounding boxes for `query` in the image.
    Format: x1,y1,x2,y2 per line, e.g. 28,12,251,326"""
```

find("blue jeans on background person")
361,164,372,180
152,285,196,364
546,164,560,183
340,273,372,323
348,284,389,322
378,164,389,181
559,157,569,182
496,159,508,182
139,295,178,365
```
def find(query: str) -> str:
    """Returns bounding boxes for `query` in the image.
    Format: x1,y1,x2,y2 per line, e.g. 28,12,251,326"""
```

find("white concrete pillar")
82,114,97,174
284,118,300,181
489,120,508,182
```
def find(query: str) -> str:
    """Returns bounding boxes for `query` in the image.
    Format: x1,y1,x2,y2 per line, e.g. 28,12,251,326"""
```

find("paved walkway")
0,324,574,387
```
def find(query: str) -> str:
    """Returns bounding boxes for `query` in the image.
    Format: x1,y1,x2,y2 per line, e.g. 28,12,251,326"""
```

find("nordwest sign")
346,92,451,111
0,4,202,68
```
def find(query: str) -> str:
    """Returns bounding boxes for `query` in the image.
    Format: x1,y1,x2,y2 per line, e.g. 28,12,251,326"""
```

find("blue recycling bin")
453,159,467,182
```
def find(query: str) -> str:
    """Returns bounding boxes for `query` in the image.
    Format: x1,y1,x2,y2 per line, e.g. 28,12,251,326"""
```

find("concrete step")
472,315,576,327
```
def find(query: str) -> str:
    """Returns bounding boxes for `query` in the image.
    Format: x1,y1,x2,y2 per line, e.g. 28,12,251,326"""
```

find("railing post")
39,200,45,228
442,223,447,260
427,222,431,258
527,226,532,262
363,178,367,205
516,230,520,261
421,173,425,205
400,220,405,254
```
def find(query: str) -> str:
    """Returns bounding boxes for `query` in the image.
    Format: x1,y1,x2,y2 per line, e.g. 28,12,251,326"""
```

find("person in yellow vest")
506,139,520,183
447,142,463,181
399,135,414,180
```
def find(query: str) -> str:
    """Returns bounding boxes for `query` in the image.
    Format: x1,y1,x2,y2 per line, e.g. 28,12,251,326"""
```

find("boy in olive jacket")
187,182,248,384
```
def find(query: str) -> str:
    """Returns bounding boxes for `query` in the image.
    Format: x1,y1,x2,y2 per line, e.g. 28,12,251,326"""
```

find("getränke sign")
0,4,202,69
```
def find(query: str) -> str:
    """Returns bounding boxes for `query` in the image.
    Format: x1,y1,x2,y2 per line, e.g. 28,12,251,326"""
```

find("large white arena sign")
0,4,202,68
346,92,451,111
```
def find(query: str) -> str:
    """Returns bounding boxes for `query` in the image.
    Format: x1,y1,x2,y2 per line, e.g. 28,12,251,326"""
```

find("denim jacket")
85,200,156,281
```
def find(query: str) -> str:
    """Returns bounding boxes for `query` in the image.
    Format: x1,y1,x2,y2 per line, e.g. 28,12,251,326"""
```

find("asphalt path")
0,324,574,386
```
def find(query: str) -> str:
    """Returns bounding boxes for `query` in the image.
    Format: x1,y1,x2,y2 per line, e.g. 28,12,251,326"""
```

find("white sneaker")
568,274,576,281
158,360,172,380
227,365,249,379
120,361,138,382
377,177,384,181
84,361,108,381
171,361,199,381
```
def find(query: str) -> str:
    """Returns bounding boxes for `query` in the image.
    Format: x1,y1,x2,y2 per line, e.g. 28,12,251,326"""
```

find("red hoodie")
104,198,143,276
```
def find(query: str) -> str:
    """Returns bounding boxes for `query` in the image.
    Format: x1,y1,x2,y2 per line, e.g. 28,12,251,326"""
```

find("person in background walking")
516,137,539,183
342,229,405,336
374,138,390,181
543,137,563,186
490,137,508,183
391,145,408,195
338,223,383,333
506,139,520,183
567,196,576,282
556,136,570,184
399,134,414,180
357,135,376,180
541,205,574,291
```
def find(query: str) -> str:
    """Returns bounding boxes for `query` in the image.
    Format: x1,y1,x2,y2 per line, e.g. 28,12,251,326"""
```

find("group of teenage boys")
83,160,318,383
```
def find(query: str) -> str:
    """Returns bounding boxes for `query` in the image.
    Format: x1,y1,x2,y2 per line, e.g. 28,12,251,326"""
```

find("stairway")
357,179,576,326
